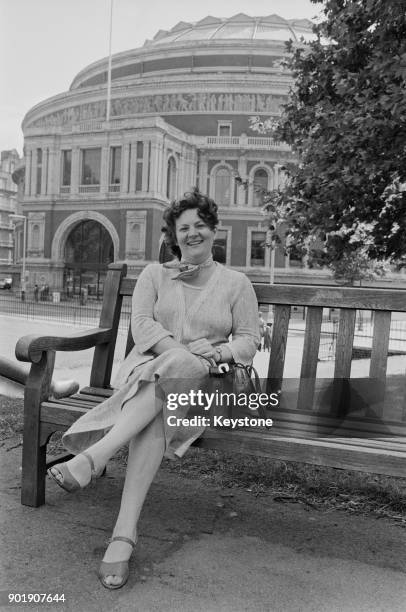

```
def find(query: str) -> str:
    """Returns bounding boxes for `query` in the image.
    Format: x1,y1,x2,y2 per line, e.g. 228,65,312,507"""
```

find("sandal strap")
110,536,136,548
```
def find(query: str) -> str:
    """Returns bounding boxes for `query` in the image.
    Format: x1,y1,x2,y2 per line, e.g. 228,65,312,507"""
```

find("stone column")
159,140,167,197
128,143,136,193
24,149,32,196
100,146,109,193
71,147,80,194
148,140,159,195
237,156,247,206
189,149,197,189
41,148,48,195
178,148,185,195
47,148,57,195
120,143,130,194
142,141,150,192
199,153,208,194
31,149,38,196
273,163,280,189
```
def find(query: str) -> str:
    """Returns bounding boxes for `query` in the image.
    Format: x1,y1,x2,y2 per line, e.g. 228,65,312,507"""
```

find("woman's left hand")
188,338,216,358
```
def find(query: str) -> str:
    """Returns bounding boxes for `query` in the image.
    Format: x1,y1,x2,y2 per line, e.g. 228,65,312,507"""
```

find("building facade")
19,13,319,295
0,150,20,266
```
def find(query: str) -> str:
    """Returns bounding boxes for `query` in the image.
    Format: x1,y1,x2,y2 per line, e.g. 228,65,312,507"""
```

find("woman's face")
175,208,216,263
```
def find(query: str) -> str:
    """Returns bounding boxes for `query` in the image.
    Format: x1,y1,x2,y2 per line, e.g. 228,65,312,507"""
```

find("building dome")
145,13,314,46
66,13,313,91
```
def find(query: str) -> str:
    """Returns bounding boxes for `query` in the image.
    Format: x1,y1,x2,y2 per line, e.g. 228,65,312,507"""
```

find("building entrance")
64,220,114,299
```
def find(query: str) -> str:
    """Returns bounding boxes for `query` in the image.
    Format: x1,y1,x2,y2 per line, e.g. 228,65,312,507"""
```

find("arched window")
64,220,114,299
214,166,232,206
253,168,269,206
166,156,177,200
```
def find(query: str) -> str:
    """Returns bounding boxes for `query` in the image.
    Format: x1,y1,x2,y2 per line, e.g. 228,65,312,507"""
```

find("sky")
0,0,322,155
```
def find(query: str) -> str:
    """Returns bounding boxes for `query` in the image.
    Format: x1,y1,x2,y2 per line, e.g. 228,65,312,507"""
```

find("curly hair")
161,188,219,259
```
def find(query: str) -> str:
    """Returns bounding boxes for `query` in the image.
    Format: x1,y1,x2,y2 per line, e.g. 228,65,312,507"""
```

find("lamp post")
10,214,27,300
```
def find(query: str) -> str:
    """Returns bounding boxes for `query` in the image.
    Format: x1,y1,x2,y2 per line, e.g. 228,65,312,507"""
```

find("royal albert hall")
20,13,316,296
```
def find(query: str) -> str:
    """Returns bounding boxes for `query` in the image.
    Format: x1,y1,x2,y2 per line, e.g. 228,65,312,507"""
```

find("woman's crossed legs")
51,381,165,586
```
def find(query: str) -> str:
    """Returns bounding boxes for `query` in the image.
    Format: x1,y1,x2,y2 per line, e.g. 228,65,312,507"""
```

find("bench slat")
41,403,88,428
197,429,406,477
79,386,114,398
297,306,323,411
266,304,291,394
368,311,392,419
268,408,406,436
334,309,356,378
253,284,406,312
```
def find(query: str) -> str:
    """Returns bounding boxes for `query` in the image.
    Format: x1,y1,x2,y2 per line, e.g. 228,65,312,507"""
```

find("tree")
274,0,406,267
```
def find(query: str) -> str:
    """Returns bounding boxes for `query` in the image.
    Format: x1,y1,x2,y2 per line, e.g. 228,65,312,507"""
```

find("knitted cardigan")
113,262,260,388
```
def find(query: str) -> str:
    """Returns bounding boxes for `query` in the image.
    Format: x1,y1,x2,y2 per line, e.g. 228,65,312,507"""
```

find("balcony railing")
78,185,100,193
108,184,121,192
60,186,71,194
196,136,291,151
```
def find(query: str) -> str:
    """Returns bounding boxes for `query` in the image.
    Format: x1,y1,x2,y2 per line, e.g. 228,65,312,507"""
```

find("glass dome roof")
144,13,314,47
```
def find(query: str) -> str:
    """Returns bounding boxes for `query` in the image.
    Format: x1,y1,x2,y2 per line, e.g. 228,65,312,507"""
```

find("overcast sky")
0,0,321,155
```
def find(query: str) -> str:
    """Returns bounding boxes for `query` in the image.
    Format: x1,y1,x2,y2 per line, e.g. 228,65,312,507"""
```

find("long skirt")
62,348,210,459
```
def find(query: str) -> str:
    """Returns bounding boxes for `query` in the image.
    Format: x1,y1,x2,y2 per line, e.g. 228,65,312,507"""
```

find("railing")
78,185,100,193
60,186,71,194
197,136,291,150
0,290,131,331
108,184,121,192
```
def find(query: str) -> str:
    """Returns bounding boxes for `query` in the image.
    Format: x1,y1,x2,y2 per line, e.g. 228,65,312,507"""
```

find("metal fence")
0,290,132,331
316,312,406,360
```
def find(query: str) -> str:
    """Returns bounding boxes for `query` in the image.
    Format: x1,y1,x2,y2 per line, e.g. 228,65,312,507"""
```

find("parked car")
0,277,12,290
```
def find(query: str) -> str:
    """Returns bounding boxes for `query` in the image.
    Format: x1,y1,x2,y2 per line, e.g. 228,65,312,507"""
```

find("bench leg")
21,436,47,507
20,351,55,507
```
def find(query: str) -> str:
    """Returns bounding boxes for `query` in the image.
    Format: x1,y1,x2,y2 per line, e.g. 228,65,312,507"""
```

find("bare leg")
102,413,165,586
50,382,162,486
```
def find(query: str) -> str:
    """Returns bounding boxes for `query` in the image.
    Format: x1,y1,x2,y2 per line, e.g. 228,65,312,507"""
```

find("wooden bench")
16,263,406,507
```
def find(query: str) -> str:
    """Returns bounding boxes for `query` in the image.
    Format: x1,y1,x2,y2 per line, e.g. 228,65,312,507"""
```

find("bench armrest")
15,327,113,363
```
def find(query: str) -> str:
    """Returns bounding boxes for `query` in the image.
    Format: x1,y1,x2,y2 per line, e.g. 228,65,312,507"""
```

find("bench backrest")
92,263,406,433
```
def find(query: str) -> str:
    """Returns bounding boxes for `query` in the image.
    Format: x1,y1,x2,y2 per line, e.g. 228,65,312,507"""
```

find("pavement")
1,315,406,611
1,429,406,612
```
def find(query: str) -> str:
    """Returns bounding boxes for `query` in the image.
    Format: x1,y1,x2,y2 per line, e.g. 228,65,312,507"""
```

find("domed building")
20,13,315,295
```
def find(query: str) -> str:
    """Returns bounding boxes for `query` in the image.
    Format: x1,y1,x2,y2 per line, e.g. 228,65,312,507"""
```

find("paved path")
1,433,405,612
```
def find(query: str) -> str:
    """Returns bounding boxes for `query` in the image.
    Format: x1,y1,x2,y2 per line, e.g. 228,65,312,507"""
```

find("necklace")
163,255,214,280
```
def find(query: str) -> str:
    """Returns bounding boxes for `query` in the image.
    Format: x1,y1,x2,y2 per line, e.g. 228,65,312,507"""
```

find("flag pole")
106,0,114,122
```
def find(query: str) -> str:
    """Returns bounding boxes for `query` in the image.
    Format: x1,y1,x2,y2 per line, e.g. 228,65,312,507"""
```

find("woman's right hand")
187,338,216,359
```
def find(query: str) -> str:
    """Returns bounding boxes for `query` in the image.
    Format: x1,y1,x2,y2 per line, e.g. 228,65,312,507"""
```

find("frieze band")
28,92,286,128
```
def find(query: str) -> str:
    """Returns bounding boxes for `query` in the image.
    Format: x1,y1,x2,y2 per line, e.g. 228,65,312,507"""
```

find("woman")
48,189,260,589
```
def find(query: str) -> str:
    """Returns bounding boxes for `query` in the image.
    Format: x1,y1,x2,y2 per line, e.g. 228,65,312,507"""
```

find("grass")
2,395,405,521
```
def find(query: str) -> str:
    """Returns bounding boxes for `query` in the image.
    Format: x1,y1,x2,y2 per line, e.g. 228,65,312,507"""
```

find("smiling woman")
47,189,260,589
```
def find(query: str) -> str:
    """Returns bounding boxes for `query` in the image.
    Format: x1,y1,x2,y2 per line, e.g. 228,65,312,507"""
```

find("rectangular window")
250,231,266,266
109,146,121,185
81,148,101,185
135,141,143,191
36,148,42,195
61,150,72,186
218,122,232,137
